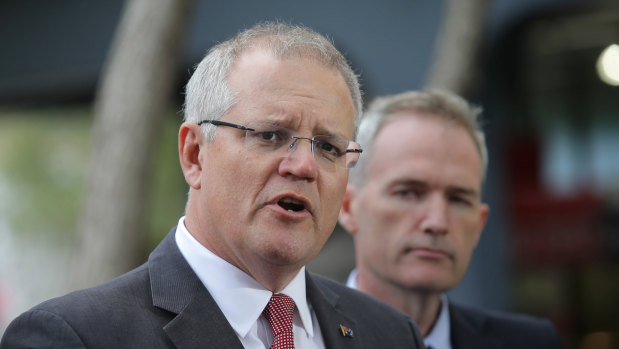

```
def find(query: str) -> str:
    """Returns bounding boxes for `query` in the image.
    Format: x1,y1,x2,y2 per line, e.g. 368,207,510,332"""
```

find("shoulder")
451,302,555,332
308,273,426,348
1,264,165,348
38,263,151,316
1,306,86,348
450,302,563,349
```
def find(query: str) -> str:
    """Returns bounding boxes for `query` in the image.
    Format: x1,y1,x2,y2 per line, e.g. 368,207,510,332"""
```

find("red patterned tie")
263,293,295,349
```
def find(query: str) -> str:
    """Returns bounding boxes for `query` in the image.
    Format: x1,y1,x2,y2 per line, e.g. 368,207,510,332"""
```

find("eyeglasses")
197,119,363,169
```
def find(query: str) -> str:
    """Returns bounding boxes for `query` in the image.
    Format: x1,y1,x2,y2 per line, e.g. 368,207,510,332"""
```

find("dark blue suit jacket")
1,229,425,348
449,302,563,349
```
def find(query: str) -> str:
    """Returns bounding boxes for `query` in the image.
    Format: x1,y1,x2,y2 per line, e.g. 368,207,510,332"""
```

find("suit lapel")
306,272,360,349
163,291,243,348
149,229,244,349
449,303,502,349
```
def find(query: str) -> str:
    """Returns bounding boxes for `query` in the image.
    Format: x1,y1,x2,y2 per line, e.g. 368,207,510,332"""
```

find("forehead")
368,115,483,189
227,48,355,136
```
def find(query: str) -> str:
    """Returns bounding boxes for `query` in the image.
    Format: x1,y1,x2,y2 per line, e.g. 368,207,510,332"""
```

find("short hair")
183,21,362,141
349,89,488,187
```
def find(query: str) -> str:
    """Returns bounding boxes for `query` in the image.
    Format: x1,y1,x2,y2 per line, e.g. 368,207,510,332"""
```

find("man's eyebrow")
447,186,479,198
316,129,344,140
259,114,294,126
314,123,349,139
391,180,480,197
391,179,428,188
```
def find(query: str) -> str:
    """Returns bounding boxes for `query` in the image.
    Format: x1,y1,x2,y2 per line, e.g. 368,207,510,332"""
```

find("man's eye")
246,130,288,150
256,131,279,142
249,129,289,143
394,189,418,198
449,196,472,206
317,141,342,156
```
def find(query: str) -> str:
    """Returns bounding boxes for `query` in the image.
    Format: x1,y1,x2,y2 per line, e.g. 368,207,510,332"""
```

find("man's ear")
473,203,490,248
339,184,359,236
179,122,204,189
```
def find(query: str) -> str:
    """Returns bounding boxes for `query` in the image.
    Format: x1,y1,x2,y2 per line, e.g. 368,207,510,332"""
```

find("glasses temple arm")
197,120,255,131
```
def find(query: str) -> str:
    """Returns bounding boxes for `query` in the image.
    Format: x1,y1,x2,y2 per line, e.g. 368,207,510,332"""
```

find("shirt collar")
174,217,315,338
424,294,452,349
345,268,358,288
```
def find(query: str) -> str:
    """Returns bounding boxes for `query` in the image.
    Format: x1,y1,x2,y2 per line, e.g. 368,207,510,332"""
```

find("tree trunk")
425,0,491,97
71,0,194,289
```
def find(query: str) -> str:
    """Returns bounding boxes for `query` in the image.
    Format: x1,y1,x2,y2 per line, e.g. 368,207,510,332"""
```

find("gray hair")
350,89,488,187
183,22,363,141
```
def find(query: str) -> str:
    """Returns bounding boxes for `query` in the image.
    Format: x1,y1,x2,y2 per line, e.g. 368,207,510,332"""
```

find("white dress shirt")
346,269,452,349
175,217,325,349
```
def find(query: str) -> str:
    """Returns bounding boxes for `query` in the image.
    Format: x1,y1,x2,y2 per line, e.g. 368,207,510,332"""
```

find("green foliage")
0,106,187,253
0,107,91,242
144,113,188,252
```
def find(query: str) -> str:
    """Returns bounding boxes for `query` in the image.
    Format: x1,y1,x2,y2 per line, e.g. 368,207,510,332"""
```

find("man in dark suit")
1,22,425,348
339,89,563,349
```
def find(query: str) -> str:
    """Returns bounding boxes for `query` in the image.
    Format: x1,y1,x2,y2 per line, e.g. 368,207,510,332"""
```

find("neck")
246,264,302,293
356,272,442,336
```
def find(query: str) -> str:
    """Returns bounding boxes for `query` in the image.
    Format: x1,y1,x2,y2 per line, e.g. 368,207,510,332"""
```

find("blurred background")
1,0,618,348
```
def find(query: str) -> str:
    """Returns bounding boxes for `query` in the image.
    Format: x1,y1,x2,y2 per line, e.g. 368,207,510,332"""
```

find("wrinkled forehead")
228,50,356,136
232,47,360,122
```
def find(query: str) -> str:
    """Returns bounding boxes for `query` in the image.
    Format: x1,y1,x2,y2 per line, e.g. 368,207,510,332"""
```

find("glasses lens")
313,135,347,160
242,121,361,169
311,136,362,169
244,122,292,152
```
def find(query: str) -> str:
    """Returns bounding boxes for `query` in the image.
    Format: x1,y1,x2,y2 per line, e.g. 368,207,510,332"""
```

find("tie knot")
264,293,295,348
263,293,295,335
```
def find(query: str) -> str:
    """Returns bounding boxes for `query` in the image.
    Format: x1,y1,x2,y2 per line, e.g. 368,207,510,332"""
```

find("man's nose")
420,195,448,235
278,137,318,180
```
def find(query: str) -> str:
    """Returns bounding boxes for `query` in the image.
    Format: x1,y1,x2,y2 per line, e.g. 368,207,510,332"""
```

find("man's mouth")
406,247,450,260
277,197,306,212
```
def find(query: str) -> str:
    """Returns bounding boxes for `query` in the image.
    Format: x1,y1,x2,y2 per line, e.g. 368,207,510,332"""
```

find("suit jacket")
1,229,425,348
449,302,563,349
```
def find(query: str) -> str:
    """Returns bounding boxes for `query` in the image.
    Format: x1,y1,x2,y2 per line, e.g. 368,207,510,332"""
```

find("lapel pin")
339,324,354,338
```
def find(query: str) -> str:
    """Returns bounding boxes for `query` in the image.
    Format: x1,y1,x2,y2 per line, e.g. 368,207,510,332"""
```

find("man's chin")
405,283,451,295
400,272,455,293
259,242,315,267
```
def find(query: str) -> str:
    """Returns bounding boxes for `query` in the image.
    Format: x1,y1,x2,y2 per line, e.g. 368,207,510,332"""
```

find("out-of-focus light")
580,331,614,349
596,44,619,86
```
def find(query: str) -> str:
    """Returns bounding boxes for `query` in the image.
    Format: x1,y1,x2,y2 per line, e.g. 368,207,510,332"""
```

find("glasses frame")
197,119,362,168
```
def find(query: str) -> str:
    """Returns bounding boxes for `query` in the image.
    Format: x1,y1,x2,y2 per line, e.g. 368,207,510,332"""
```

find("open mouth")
277,197,306,212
